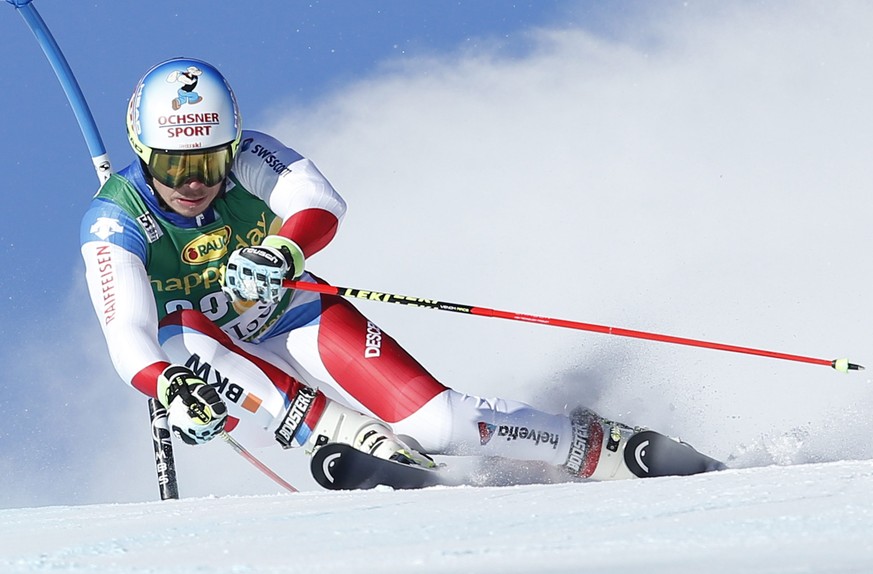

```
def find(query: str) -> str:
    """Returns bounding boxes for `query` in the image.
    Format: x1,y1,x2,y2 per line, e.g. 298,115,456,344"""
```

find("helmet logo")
157,112,219,142
167,66,204,111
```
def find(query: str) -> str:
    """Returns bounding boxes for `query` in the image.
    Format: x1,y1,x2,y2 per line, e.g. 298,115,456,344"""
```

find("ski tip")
831,358,865,373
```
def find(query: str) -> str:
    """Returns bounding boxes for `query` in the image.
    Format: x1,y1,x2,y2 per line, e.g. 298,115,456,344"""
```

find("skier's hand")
222,235,304,304
157,365,227,445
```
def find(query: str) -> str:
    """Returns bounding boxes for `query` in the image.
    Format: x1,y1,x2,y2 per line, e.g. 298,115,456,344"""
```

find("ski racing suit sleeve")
80,201,169,397
232,130,347,257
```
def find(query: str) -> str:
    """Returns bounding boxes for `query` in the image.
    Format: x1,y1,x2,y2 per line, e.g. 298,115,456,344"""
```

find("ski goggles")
146,144,233,188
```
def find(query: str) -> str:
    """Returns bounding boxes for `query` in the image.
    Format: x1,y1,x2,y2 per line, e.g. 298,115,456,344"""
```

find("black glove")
157,365,228,445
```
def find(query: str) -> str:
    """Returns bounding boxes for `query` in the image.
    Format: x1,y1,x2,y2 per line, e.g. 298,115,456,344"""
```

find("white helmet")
126,58,242,187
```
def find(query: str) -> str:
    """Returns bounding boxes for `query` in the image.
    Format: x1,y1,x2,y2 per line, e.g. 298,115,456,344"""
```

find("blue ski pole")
8,0,112,182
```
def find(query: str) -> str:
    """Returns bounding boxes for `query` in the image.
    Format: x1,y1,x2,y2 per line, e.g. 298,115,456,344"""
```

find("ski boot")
565,408,725,480
565,408,640,480
277,389,437,468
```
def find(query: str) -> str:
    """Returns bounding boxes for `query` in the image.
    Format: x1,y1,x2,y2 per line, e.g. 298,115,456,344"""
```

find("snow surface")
2,460,872,573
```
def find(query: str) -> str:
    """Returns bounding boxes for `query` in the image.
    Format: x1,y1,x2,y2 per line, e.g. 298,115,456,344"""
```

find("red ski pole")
222,432,298,493
284,279,863,373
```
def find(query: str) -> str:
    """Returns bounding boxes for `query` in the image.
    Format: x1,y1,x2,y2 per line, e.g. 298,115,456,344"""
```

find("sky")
2,460,872,572
2,0,873,509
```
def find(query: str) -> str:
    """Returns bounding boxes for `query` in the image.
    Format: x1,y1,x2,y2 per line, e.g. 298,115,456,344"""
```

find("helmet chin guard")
126,58,242,168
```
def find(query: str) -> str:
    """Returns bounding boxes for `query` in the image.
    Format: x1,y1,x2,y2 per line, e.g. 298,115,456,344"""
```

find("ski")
310,435,726,492
623,430,727,478
310,443,458,490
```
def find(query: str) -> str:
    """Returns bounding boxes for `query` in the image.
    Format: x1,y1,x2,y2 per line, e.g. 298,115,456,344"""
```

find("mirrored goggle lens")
148,146,232,187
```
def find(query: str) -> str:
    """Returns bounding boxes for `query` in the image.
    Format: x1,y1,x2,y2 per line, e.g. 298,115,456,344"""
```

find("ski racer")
81,57,715,487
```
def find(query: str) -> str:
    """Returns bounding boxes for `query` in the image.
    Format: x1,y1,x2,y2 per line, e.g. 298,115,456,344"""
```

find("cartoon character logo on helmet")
126,57,242,170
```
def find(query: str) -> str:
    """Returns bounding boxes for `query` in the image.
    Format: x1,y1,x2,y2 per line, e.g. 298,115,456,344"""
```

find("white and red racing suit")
80,130,574,467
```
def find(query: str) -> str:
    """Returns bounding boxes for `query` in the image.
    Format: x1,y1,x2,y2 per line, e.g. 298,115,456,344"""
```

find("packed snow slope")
2,460,872,573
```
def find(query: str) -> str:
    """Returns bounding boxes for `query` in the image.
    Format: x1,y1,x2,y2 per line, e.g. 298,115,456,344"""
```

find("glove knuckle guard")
223,246,289,304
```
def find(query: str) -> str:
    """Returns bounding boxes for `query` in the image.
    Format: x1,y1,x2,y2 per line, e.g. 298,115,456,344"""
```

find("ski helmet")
126,57,242,187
